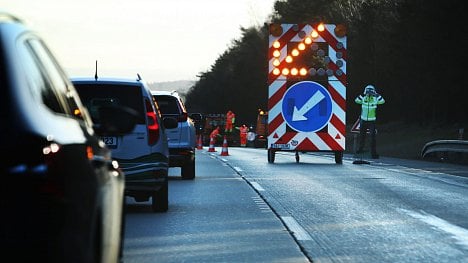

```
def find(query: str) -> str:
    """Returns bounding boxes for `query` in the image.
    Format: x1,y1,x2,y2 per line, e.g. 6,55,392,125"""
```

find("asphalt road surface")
124,147,468,262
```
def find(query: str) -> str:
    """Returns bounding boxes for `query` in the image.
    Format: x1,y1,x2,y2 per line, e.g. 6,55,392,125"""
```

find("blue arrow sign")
281,81,332,132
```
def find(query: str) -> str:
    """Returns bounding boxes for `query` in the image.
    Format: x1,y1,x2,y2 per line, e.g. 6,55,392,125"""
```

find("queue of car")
0,11,196,262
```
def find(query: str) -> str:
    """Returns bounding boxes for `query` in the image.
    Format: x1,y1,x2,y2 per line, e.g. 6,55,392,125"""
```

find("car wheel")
151,180,168,212
181,159,195,180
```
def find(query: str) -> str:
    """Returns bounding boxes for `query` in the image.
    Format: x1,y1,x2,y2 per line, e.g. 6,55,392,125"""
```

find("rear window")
74,83,145,124
153,95,181,115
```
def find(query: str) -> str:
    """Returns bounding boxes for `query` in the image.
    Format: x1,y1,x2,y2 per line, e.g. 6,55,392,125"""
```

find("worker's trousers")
358,120,377,155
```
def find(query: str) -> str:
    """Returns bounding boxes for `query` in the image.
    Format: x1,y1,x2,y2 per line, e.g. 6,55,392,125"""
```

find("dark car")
0,12,136,262
72,76,177,212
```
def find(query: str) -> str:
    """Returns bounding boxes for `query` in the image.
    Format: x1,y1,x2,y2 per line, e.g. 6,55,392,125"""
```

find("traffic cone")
196,134,203,150
220,135,229,156
207,137,216,152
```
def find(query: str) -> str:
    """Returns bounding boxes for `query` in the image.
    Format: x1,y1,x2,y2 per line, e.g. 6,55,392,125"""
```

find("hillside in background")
148,80,195,98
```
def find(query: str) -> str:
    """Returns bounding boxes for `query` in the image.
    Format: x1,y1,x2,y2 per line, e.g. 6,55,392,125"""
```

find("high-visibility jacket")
239,126,248,135
355,94,385,121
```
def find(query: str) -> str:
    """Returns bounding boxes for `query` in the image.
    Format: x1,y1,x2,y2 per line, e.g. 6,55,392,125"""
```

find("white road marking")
401,209,468,249
281,216,312,240
233,166,243,172
251,182,265,191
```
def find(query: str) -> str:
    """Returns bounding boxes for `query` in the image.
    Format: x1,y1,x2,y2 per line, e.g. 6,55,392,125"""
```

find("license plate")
271,143,290,149
101,137,117,147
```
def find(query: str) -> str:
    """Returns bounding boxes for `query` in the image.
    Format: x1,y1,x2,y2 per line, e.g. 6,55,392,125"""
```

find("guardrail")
421,140,468,163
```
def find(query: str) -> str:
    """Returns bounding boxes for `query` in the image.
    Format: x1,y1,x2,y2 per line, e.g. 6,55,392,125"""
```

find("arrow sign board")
267,23,347,152
282,81,332,132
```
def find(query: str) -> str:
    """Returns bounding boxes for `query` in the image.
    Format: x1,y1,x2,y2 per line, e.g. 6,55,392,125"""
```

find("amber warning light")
269,23,347,80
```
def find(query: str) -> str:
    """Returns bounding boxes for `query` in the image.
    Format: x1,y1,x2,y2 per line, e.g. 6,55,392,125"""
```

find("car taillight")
145,100,160,145
178,112,188,122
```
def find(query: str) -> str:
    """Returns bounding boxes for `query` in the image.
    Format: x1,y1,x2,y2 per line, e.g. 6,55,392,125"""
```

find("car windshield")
74,83,145,124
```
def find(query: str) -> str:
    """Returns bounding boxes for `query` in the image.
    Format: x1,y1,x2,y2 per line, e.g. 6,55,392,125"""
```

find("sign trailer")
267,23,347,164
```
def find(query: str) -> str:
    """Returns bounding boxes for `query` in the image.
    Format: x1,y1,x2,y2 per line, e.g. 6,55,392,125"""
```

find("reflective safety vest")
239,126,248,135
355,94,385,121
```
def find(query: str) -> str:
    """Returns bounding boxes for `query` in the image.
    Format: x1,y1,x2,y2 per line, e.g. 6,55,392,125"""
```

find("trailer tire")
335,151,343,164
268,149,275,163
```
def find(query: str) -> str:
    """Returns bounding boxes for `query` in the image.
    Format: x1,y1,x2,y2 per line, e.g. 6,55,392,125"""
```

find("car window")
25,39,85,120
19,37,65,114
154,95,180,115
74,83,146,124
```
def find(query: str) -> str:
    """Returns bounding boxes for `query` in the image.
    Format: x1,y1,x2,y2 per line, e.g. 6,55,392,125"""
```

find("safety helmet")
364,85,376,95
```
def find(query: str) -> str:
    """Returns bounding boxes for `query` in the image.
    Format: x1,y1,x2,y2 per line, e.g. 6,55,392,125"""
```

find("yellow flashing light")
273,50,280,58
273,68,281,75
273,59,280,66
291,68,298,76
317,23,325,32
273,40,281,48
282,68,289,75
299,68,308,76
291,49,299,56
298,43,305,51
311,31,318,38
304,37,312,44
285,55,293,63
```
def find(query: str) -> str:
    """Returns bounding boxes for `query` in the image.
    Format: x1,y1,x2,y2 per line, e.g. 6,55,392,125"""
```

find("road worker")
225,110,235,133
238,124,249,147
355,84,385,159
210,126,221,145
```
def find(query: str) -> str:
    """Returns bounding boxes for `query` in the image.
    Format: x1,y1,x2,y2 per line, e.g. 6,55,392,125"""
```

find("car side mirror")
163,116,178,129
189,113,202,121
94,106,139,136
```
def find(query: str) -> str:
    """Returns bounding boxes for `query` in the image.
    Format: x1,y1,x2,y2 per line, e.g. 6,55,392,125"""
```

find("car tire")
152,179,168,212
181,159,195,180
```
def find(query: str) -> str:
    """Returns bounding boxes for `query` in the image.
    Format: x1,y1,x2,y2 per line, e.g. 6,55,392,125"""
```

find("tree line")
185,0,467,129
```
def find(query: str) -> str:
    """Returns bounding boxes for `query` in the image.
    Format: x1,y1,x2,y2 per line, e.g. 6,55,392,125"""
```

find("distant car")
0,12,136,262
72,76,178,212
151,90,196,179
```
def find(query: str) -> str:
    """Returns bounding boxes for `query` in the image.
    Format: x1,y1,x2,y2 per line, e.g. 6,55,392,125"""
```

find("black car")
0,12,136,262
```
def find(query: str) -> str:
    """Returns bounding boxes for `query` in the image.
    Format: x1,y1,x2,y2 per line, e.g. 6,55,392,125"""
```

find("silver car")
72,76,177,212
151,90,196,179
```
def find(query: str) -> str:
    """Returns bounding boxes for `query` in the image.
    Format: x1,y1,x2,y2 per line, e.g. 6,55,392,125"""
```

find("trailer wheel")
268,149,275,163
335,151,343,164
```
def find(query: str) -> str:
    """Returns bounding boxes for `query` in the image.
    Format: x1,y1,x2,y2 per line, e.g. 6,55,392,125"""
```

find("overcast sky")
2,0,276,83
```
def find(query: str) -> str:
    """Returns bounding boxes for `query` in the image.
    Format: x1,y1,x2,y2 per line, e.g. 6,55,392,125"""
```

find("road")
124,147,468,262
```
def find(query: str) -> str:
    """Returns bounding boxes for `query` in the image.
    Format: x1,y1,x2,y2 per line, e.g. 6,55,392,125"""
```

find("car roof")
151,90,180,97
71,76,146,86
0,11,23,23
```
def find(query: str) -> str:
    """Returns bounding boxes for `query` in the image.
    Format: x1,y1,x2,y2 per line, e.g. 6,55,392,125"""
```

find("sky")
2,0,276,83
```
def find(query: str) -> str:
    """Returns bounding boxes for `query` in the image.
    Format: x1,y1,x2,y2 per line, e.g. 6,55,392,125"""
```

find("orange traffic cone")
207,136,216,152
220,135,229,156
196,134,203,150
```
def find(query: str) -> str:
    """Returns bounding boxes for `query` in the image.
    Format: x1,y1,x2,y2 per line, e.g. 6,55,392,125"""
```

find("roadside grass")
345,121,466,161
